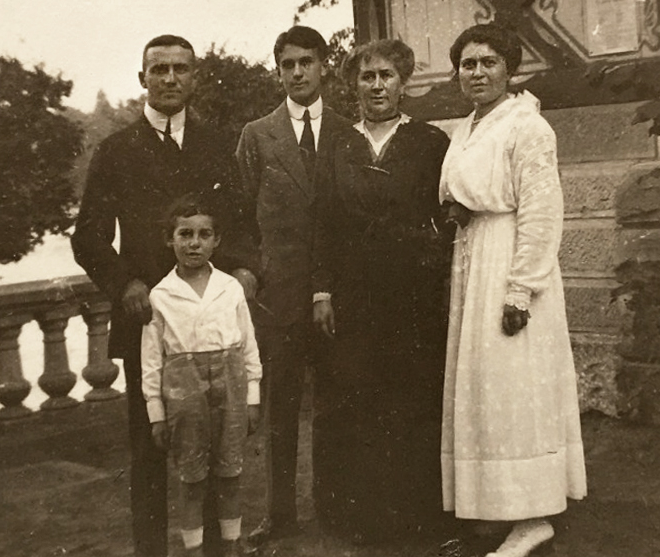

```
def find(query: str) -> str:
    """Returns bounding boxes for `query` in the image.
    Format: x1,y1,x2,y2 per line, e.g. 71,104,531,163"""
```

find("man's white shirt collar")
286,97,322,149
286,96,323,120
144,104,186,147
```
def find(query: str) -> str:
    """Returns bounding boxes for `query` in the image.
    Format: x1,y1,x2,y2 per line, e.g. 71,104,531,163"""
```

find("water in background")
0,233,125,410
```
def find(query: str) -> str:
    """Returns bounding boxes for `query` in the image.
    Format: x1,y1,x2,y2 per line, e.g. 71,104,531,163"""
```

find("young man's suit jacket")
72,114,253,358
235,101,352,330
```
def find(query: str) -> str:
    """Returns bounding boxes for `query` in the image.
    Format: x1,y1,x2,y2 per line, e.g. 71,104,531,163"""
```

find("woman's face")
458,42,509,110
356,55,403,121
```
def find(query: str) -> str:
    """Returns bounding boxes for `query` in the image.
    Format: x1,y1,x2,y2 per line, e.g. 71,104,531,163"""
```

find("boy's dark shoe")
219,538,259,557
247,517,303,546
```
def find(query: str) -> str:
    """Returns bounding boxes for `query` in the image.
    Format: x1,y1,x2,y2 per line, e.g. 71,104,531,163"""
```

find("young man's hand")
232,268,258,301
248,405,261,435
313,300,335,339
151,421,169,450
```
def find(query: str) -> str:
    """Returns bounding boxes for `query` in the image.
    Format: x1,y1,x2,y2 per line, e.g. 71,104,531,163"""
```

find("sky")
0,0,354,112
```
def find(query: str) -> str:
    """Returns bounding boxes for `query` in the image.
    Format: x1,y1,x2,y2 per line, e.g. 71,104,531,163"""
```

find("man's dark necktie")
162,118,180,157
300,109,316,180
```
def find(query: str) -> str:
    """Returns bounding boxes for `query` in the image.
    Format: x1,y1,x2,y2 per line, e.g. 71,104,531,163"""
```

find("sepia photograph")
1,1,660,556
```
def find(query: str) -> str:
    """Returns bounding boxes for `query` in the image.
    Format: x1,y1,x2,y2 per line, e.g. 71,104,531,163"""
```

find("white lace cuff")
504,284,532,311
313,292,332,303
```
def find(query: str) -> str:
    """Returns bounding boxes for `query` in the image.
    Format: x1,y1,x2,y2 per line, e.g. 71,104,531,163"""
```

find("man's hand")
447,202,473,229
313,300,335,339
122,279,152,324
248,405,260,436
502,304,530,336
232,268,258,301
151,421,169,451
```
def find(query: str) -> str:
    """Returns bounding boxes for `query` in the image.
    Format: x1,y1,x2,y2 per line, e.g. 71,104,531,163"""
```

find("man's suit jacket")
235,101,351,329
72,114,251,358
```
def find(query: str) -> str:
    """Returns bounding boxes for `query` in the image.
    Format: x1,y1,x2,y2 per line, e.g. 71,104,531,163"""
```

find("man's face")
278,44,326,107
139,45,196,115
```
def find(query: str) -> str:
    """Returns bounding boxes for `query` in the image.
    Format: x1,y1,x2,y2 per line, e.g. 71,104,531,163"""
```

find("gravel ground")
1,399,660,557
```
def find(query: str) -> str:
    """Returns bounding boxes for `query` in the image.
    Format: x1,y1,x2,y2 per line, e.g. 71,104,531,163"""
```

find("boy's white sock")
219,517,242,541
181,526,204,549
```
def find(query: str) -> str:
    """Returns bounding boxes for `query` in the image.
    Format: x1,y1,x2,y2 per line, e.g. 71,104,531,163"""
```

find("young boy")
141,194,261,557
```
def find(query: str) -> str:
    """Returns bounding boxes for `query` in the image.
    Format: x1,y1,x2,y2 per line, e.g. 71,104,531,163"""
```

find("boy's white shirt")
141,264,262,423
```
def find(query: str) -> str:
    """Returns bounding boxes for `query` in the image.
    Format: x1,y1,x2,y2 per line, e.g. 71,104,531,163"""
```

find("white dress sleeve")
505,114,564,310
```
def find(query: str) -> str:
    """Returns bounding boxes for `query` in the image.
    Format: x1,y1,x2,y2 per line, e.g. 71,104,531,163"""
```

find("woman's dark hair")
341,39,415,89
163,193,223,241
449,24,522,75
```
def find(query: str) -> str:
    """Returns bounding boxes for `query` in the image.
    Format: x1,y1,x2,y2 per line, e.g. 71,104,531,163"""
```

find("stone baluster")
36,305,78,410
0,314,33,420
81,301,120,401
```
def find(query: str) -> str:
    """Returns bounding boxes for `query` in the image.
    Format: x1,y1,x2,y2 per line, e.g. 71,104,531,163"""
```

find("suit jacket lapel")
314,107,342,187
270,102,311,198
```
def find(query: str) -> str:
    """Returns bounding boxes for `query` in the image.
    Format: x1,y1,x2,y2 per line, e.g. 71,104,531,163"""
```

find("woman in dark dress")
312,39,454,543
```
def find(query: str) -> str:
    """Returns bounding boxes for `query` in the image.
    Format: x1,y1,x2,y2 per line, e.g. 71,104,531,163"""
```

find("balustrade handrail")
0,274,120,420
0,274,101,309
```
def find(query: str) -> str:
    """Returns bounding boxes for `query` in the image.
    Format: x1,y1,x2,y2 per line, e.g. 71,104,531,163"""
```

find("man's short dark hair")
449,24,522,75
142,35,195,70
273,26,328,66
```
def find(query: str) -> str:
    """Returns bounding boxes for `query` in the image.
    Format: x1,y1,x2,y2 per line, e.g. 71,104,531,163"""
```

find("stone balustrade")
0,275,119,420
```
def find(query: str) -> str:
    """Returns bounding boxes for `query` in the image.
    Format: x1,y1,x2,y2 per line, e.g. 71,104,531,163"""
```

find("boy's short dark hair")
143,34,195,70
273,26,328,66
163,193,224,241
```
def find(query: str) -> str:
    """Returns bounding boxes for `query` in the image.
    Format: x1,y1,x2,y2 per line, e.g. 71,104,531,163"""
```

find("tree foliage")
189,38,358,188
0,57,84,263
294,0,341,24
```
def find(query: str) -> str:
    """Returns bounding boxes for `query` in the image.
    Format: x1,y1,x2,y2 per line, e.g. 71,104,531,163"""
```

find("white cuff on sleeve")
247,380,260,405
504,284,533,311
146,399,166,423
313,292,332,303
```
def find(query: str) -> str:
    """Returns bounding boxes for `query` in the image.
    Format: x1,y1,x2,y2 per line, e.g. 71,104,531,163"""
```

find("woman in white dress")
439,24,587,557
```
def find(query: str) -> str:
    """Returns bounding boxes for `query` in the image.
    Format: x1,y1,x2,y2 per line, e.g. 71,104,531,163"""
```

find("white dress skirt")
439,92,587,521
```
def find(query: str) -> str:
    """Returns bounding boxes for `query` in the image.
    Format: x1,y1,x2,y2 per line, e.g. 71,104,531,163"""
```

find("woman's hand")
502,304,530,336
314,300,335,339
151,421,169,451
447,202,473,229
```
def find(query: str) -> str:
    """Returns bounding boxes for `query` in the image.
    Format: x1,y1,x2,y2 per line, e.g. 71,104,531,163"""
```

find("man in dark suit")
235,26,351,543
72,35,254,557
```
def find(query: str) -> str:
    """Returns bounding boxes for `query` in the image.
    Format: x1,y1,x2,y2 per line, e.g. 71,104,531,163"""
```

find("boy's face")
168,214,220,271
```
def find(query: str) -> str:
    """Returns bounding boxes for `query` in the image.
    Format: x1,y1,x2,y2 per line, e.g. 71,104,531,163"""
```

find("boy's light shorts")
162,348,248,483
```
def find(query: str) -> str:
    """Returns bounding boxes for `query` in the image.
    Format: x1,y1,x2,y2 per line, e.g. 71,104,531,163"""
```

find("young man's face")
168,214,219,272
139,45,196,115
278,44,327,106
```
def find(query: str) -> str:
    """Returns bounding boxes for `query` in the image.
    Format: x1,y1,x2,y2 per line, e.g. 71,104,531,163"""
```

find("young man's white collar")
144,104,185,148
286,96,322,150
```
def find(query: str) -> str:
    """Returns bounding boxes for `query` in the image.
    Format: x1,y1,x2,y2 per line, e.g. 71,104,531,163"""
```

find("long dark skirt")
313,324,446,542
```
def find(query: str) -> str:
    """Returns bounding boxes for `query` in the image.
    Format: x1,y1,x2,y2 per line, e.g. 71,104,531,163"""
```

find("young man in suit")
72,35,255,557
235,25,352,544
